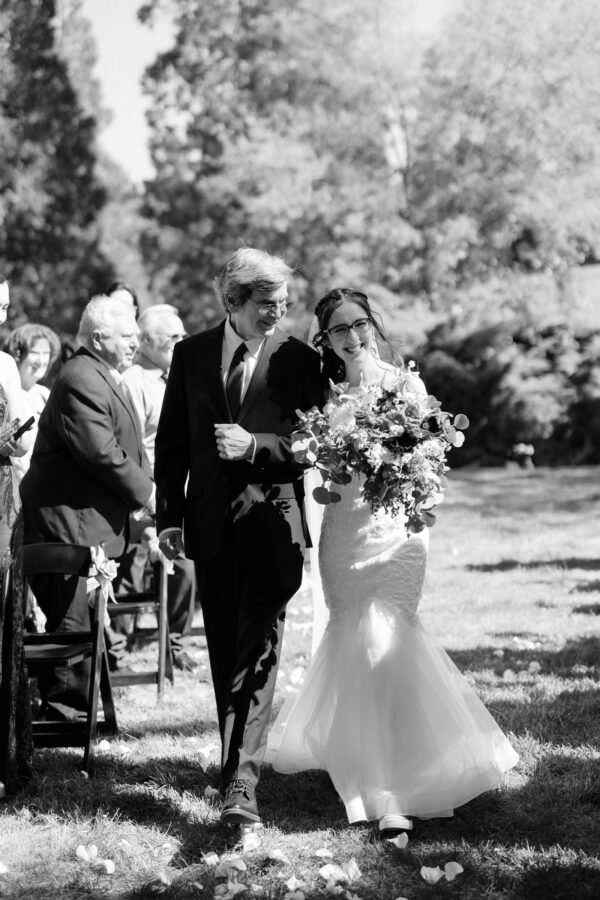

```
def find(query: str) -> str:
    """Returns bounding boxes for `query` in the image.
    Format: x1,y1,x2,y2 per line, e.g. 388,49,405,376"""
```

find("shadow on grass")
467,558,600,573
446,467,600,514
446,637,600,749
7,754,344,860
573,602,600,614
449,635,600,679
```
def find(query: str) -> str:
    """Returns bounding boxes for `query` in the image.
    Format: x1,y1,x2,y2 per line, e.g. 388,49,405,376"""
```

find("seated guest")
120,304,197,671
20,295,155,719
5,323,61,484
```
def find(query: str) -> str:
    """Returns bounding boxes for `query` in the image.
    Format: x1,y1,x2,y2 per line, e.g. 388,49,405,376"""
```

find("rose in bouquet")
292,369,469,533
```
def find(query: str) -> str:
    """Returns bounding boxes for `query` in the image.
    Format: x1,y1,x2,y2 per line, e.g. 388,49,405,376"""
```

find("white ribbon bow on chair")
87,544,119,627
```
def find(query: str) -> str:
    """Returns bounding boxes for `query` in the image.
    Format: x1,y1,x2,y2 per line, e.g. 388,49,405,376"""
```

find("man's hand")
158,529,185,561
214,423,254,461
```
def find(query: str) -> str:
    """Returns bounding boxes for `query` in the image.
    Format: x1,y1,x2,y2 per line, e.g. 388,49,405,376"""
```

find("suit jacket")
155,321,323,562
20,347,154,558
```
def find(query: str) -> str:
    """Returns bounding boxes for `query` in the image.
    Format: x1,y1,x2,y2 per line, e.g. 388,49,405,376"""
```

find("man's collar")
85,346,114,373
224,317,266,357
135,352,167,377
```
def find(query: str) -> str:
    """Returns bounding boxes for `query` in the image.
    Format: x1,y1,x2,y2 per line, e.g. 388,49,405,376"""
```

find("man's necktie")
226,342,247,419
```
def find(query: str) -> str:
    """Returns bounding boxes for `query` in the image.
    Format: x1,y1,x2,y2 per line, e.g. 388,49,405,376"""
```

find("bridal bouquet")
292,369,469,532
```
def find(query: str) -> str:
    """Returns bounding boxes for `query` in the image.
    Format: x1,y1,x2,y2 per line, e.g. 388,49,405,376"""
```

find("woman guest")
5,324,61,484
0,278,34,557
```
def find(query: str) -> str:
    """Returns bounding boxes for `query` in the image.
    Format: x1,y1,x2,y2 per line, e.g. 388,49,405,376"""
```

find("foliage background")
1,0,600,463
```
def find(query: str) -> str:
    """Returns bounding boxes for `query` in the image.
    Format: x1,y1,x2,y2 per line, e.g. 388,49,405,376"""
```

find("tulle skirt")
266,601,518,823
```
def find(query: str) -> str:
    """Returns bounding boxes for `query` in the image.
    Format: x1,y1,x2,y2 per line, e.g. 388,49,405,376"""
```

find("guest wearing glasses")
155,247,322,826
119,304,197,672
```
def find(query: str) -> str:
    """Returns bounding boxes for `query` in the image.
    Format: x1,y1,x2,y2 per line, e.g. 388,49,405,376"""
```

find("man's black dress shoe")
220,779,261,825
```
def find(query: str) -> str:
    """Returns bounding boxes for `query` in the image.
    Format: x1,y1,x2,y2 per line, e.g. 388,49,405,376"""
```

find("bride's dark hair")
313,288,398,384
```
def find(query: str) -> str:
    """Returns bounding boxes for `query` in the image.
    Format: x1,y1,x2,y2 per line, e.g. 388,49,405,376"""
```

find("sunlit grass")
1,466,600,899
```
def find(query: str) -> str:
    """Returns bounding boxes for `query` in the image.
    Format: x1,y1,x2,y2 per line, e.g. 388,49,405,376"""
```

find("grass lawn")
2,466,600,900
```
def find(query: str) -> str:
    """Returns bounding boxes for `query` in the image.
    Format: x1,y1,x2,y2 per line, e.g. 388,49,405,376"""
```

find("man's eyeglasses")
326,318,371,339
250,300,290,316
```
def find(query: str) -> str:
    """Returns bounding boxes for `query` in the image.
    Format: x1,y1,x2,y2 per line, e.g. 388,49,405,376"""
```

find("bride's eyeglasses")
326,318,371,339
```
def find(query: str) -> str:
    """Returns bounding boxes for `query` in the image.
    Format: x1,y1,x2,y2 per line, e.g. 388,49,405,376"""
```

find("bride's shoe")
378,813,413,832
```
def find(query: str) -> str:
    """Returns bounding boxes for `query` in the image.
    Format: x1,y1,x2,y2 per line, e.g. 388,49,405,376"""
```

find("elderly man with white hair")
119,304,197,672
20,294,155,719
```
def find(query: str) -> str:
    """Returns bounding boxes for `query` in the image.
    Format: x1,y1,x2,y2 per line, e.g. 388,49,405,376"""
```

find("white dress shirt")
221,317,265,402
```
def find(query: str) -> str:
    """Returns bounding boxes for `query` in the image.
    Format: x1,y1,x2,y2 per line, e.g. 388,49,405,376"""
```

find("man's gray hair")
77,294,136,349
214,248,293,311
137,304,180,335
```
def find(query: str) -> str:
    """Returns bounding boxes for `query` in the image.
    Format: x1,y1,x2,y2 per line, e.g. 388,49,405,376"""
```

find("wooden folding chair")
22,543,118,775
108,557,174,697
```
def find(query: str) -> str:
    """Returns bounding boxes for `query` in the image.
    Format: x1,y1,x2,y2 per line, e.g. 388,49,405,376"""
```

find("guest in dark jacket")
20,295,154,718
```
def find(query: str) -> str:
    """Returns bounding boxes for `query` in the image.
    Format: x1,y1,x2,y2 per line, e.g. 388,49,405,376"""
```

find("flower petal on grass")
241,831,261,853
214,858,247,878
314,848,333,858
99,859,115,875
76,844,89,862
0,862,8,874
202,852,220,867
444,861,464,881
290,666,304,685
420,865,444,884
268,849,291,865
528,661,541,674
319,864,348,883
204,786,221,801
386,833,409,849
342,859,361,883
284,876,306,891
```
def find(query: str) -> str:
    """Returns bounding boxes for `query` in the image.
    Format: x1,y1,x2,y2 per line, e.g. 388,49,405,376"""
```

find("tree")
406,0,600,312
0,0,113,333
139,0,421,330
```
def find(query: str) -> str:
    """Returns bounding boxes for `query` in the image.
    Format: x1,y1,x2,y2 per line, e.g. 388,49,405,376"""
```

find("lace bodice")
318,475,428,628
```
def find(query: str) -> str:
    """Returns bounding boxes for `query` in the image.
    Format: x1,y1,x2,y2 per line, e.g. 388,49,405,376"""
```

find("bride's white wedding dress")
266,369,518,823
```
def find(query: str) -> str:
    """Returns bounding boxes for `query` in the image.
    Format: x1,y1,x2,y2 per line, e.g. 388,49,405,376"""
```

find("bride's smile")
324,299,383,383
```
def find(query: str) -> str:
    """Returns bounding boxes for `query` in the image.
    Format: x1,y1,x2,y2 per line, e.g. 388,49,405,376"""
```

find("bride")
266,288,518,832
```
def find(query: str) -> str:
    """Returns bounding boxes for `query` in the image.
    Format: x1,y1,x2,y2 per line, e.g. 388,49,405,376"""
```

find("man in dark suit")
155,248,322,825
20,295,155,719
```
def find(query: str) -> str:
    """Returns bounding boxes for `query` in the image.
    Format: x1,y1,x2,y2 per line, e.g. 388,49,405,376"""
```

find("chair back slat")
22,543,91,578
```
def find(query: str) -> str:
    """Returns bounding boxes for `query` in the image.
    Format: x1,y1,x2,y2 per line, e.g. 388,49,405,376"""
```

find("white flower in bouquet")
292,366,469,532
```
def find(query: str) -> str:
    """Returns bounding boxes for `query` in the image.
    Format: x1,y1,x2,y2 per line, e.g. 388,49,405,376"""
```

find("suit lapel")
78,349,143,446
206,321,230,422
237,328,286,424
